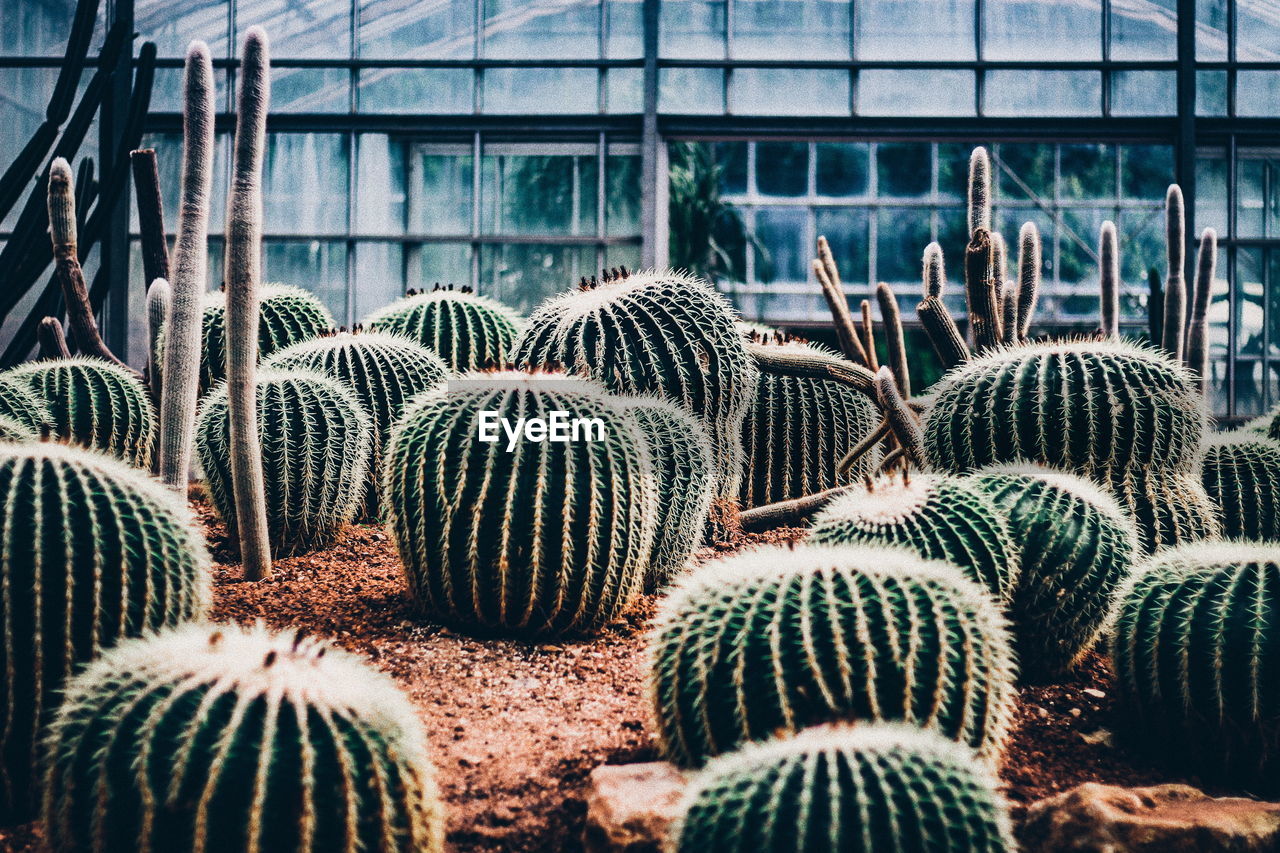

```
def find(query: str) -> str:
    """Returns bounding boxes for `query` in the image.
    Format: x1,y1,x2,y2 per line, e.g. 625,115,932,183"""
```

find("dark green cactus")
648,543,1016,767
673,724,1014,853
809,473,1018,603
200,283,334,388
41,622,443,852
4,357,155,466
364,286,520,372
0,414,36,443
511,268,758,496
384,371,657,637
195,369,372,556
0,442,209,821
0,376,50,434
1201,433,1280,541
266,332,449,520
1111,470,1222,553
968,463,1139,680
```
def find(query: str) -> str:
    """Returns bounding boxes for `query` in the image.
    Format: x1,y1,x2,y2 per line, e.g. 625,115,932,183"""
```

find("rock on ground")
584,762,687,853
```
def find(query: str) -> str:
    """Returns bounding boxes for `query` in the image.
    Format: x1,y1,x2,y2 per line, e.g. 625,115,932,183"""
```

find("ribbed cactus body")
512,269,758,496
200,283,333,388
809,474,1017,602
649,543,1016,767
41,623,443,852
968,464,1138,680
622,396,713,589
1201,434,1280,541
266,333,449,519
739,342,881,507
1111,542,1280,785
5,357,155,466
0,443,209,821
1112,470,1222,553
674,724,1013,853
0,377,50,433
385,373,656,637
0,414,36,443
365,288,520,372
196,369,372,556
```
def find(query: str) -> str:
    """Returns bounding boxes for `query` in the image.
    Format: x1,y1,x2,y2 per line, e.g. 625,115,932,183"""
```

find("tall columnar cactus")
968,146,991,236
739,340,881,508
1017,221,1041,340
809,473,1018,602
196,369,372,557
1111,542,1280,785
648,543,1016,767
1201,433,1280,541
0,442,210,821
4,357,156,466
200,283,334,389
917,242,969,369
0,376,50,434
1111,470,1222,553
364,286,521,372
621,395,714,590
266,332,449,519
673,724,1014,853
512,269,758,496
1162,185,1187,360
1099,220,1120,337
384,372,657,636
1186,228,1218,392
41,623,443,852
968,464,1139,680
145,277,169,401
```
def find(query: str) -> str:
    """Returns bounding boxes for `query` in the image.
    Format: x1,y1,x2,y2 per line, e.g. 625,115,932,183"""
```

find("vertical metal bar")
1228,136,1238,418
102,0,134,359
1176,0,1196,288
346,0,359,326
472,131,482,291
1101,0,1112,117
974,0,984,116
639,0,661,267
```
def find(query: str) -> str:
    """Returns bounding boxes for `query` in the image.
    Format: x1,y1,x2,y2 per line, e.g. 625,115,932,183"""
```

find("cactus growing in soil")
968,464,1138,680
4,357,155,466
200,283,334,389
809,473,1018,602
513,268,758,496
195,369,372,557
0,376,50,433
673,724,1014,853
41,622,443,852
365,285,520,372
648,543,1016,767
1201,433,1280,541
0,442,210,821
1111,470,1222,553
385,372,657,637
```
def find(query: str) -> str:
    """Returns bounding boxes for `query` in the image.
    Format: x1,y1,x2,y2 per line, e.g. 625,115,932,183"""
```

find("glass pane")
236,0,352,59
876,208,931,285
480,244,591,313
272,67,349,113
1058,207,1111,286
484,68,597,113
411,242,474,291
815,144,868,196
134,0,230,58
1239,0,1280,60
264,240,348,322
856,0,974,60
1196,70,1228,116
128,132,231,235
356,135,406,236
263,133,350,235
1111,70,1175,116
606,154,642,236
359,68,474,113
353,241,405,321
411,149,474,235
756,142,809,197
147,66,231,113
0,68,57,177
1195,0,1228,60
985,70,1100,116
1236,249,1265,416
753,208,808,284
731,69,849,116
858,70,974,116
877,143,931,197
1238,71,1280,117
658,67,724,113
983,0,1102,60
606,0,644,57
814,208,868,285
605,242,642,273
731,0,850,60
1195,154,1228,237
1239,159,1266,238
1060,145,1115,200
605,68,643,112
938,143,972,200
358,0,475,59
1110,0,1176,59
1119,145,1173,200
1117,206,1166,296
659,0,727,58
996,143,1053,202
483,0,601,58
482,150,598,236
715,142,749,194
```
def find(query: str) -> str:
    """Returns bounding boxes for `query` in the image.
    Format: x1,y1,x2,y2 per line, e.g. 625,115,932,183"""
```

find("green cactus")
1111,542,1280,786
4,357,155,466
41,622,443,852
0,376,50,433
364,285,520,372
0,442,210,821
1111,470,1222,553
1201,433,1280,541
199,283,334,389
1239,407,1280,438
384,371,657,637
808,473,1018,603
648,543,1016,767
621,395,714,589
0,414,36,443
195,369,372,556
512,268,758,496
968,463,1139,680
267,332,450,520
673,723,1014,853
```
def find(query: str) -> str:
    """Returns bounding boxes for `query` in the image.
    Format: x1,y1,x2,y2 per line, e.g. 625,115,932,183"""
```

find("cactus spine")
1186,228,1218,392
0,442,210,821
0,414,36,443
1112,470,1222,553
1201,433,1280,540
1099,220,1120,337
0,377,50,434
364,287,520,372
200,284,335,389
673,724,1014,853
876,282,911,396
1162,185,1187,360
41,623,443,852
1017,221,1041,340
917,242,969,369
968,146,991,236
146,277,169,402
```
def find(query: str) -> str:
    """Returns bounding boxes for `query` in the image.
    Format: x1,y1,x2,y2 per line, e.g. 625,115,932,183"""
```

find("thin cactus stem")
875,283,911,397
130,148,169,289
224,28,272,582
814,236,870,366
838,417,891,476
991,231,1007,323
747,343,877,401
1147,267,1165,345
145,277,168,406
878,445,907,473
876,366,924,467
157,41,214,491
1016,221,1041,341
917,297,970,369
737,483,854,532
1162,184,1187,360
968,146,992,237
1099,220,1120,338
1000,278,1019,346
859,298,879,371
965,228,1003,352
1186,228,1218,393
37,317,70,360
923,242,946,300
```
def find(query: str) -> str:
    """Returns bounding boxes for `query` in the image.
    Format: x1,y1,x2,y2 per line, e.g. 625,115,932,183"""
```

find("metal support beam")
100,0,133,360
1176,0,1196,285
640,0,663,268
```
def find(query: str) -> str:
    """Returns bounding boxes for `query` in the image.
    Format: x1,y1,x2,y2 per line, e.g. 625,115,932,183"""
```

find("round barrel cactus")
622,395,714,590
0,413,36,443
0,442,209,821
1239,404,1280,441
649,543,1016,767
4,357,155,467
41,623,443,852
1201,433,1280,541
364,286,520,372
265,332,449,519
0,377,50,434
384,371,657,637
740,341,881,507
1111,542,1280,785
674,724,1013,853
196,369,372,556
200,283,334,388
968,463,1138,680
809,473,1018,603
511,268,758,496
1112,470,1221,553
